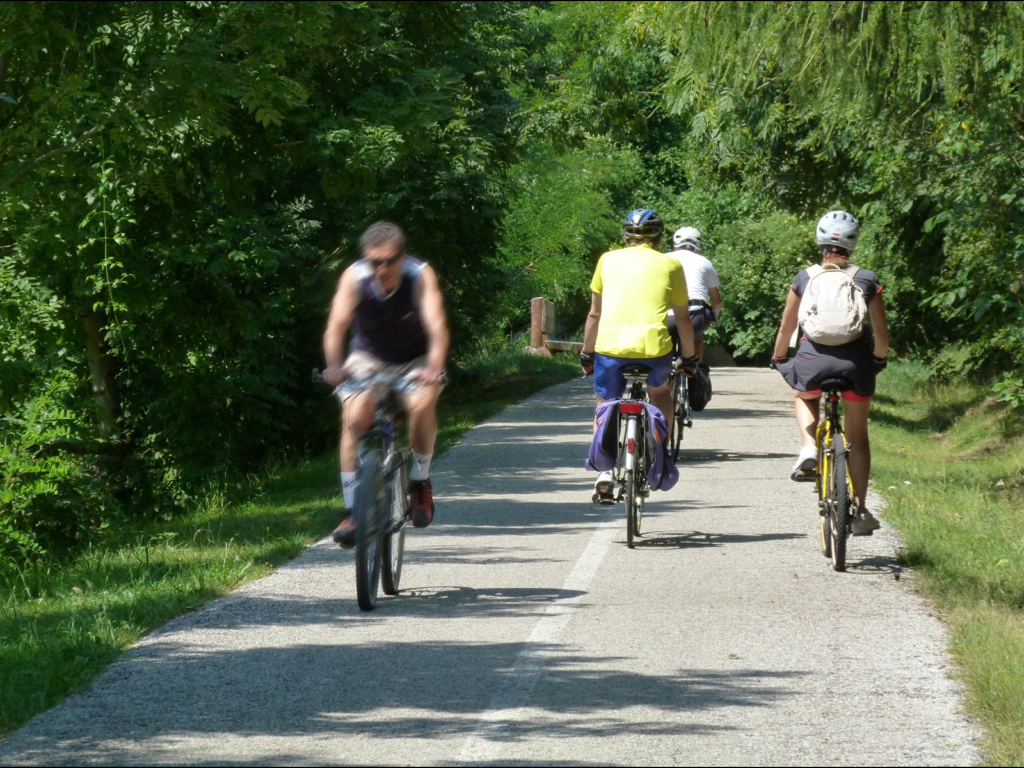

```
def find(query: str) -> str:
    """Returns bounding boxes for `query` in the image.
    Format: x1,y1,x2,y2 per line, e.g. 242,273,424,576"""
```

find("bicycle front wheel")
381,453,409,596
354,450,386,611
829,439,850,572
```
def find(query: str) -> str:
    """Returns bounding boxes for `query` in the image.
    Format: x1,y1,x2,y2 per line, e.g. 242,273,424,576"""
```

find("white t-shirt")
667,249,719,304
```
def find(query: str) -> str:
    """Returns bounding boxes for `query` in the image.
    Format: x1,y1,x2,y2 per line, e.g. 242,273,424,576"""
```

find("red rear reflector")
619,402,643,414
627,438,636,454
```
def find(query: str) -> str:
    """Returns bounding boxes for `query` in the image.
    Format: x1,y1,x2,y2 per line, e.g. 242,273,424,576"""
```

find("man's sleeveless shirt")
350,256,429,364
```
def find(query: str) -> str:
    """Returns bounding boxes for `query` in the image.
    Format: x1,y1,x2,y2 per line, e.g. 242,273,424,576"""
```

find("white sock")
410,451,432,481
341,471,357,509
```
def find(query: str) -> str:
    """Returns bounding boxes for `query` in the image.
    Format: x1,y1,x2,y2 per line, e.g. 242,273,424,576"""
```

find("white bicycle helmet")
672,226,702,253
815,210,859,252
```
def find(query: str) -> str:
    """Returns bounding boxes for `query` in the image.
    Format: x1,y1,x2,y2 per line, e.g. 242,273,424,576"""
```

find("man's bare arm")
416,265,449,380
709,286,723,320
322,268,359,385
672,305,696,359
582,292,602,353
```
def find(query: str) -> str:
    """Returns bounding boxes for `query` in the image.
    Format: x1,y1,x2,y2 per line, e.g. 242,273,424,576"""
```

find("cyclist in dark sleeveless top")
322,221,449,547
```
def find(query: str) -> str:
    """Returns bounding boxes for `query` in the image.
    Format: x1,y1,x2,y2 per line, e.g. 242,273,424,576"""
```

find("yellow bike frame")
815,401,855,556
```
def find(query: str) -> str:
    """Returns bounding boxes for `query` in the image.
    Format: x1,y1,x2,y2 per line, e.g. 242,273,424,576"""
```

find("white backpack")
798,263,866,345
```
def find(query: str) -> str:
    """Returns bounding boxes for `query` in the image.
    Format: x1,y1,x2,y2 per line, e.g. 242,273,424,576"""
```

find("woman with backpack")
770,210,890,535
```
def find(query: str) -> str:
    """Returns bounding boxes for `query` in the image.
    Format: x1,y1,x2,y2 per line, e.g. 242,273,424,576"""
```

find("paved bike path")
0,369,979,766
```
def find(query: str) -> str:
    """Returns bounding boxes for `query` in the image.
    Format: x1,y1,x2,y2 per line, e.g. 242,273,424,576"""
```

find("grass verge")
0,346,579,739
871,360,1024,766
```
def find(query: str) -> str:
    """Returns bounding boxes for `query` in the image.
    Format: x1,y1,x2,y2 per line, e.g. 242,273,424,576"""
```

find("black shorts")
776,337,876,398
667,305,716,352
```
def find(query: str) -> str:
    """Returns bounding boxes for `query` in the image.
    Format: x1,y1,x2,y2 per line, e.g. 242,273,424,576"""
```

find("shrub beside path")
0,369,979,766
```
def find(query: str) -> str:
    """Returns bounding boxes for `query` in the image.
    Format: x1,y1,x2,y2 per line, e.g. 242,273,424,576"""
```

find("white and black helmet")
815,210,859,252
673,226,702,253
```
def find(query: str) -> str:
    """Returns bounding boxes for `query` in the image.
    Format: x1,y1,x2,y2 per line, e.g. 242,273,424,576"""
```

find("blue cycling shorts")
594,352,673,400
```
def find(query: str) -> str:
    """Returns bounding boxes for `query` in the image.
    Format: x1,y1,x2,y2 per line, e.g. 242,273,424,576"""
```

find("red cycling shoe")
409,479,435,528
331,514,356,548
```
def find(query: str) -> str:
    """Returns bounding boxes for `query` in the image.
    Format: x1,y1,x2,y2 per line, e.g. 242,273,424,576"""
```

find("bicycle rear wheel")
671,373,686,461
624,469,637,549
354,450,385,611
829,438,849,572
381,453,409,596
817,437,831,559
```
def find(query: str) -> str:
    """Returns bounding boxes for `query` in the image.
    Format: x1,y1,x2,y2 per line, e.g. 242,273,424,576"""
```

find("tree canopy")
3,1,1022,569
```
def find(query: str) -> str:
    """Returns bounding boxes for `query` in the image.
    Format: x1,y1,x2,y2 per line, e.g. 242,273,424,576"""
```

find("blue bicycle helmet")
622,208,664,246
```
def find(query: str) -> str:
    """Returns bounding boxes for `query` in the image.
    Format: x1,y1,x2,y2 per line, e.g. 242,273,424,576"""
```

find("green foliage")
714,213,817,361
493,137,643,332
657,1,1024,380
0,371,107,570
0,1,541,563
993,374,1024,411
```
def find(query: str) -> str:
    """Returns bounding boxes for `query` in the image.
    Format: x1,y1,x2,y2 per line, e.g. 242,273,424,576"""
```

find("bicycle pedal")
592,492,615,506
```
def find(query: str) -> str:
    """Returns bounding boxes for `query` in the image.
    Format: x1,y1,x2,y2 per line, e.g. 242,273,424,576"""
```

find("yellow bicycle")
814,377,857,572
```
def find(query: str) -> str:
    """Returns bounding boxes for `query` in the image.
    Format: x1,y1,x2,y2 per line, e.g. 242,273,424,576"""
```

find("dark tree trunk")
79,304,123,444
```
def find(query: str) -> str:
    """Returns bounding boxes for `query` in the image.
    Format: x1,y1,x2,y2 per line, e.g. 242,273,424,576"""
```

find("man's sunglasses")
368,251,403,269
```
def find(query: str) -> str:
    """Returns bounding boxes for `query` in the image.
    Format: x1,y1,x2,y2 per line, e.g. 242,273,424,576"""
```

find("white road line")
457,512,618,764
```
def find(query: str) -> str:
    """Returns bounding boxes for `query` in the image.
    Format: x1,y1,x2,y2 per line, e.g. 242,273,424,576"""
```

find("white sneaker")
592,471,614,504
790,445,817,482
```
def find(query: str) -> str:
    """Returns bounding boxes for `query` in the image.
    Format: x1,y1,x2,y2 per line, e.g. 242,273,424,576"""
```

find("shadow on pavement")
632,531,807,550
8,638,804,763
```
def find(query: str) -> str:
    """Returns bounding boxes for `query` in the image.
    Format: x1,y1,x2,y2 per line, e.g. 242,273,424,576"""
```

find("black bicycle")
667,362,691,462
316,369,414,610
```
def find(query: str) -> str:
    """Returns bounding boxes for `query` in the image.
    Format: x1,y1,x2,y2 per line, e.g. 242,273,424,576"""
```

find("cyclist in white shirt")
666,227,723,362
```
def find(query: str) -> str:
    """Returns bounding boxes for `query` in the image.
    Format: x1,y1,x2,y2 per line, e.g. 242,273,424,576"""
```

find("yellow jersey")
590,245,688,358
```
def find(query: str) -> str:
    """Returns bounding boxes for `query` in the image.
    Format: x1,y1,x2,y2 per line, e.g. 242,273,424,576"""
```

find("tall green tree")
1,1,537,561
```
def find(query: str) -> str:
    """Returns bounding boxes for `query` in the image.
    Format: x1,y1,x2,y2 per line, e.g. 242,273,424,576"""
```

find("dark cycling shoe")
851,509,881,536
410,479,435,528
332,514,356,549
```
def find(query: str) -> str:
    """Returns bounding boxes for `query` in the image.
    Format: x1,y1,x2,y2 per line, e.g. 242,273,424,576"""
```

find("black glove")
770,355,787,371
680,354,699,376
579,351,595,376
872,355,888,373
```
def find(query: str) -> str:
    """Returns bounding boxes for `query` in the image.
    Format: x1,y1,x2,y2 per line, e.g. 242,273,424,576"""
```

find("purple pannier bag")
585,401,678,492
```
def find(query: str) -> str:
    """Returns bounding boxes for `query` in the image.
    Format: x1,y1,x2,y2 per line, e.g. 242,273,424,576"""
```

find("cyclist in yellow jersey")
579,209,699,501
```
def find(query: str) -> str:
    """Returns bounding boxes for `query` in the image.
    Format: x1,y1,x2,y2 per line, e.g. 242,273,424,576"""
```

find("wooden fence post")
524,297,583,356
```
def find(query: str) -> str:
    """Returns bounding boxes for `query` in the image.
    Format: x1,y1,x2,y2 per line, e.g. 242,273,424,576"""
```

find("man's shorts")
594,352,673,400
667,304,716,350
341,350,432,403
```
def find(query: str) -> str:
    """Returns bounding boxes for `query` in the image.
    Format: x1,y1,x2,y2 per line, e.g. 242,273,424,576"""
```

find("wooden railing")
523,297,583,357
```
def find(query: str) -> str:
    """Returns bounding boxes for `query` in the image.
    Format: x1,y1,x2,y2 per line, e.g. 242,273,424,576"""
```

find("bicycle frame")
335,374,416,610
614,372,651,487
815,393,854,513
335,376,415,536
815,387,857,570
611,371,652,548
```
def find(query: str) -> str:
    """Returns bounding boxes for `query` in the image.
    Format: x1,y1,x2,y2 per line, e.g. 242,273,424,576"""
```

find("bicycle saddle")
621,364,653,377
817,376,854,392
